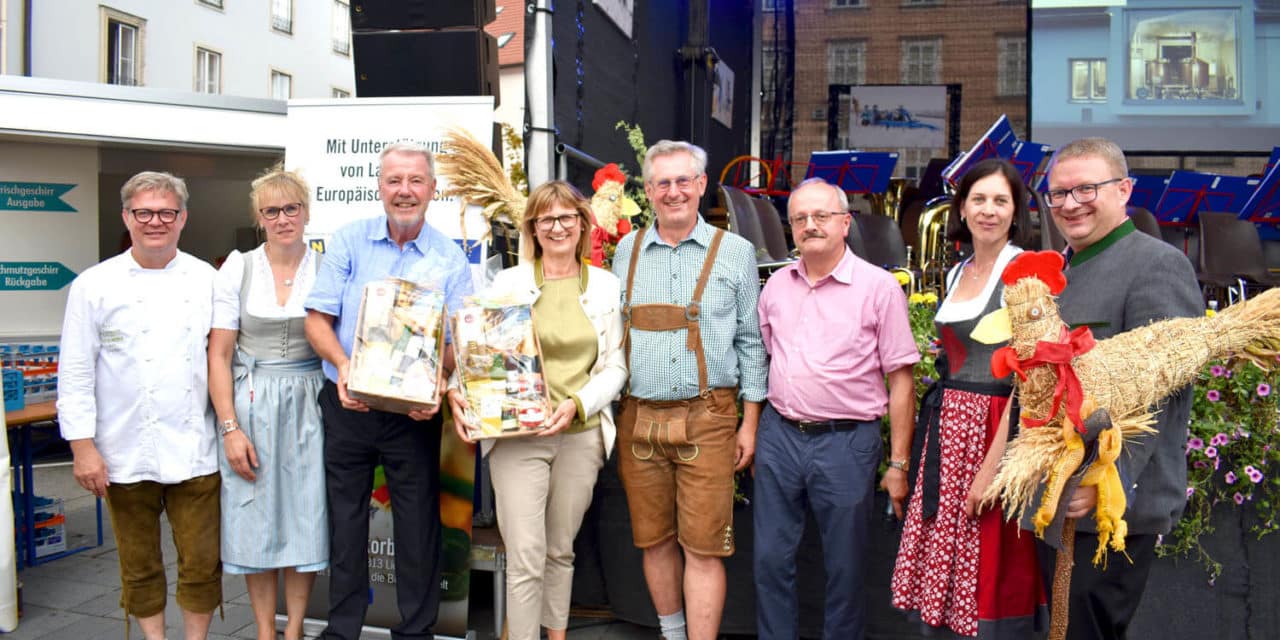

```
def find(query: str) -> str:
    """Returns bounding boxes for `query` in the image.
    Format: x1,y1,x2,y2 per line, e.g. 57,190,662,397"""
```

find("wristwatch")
888,459,910,472
221,418,240,436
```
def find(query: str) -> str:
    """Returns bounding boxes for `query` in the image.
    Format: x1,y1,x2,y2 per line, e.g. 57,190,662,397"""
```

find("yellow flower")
909,293,926,305
894,271,911,286
923,292,938,305
1205,308,1217,317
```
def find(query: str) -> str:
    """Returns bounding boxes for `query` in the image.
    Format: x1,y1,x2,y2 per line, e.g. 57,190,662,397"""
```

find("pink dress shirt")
758,248,920,422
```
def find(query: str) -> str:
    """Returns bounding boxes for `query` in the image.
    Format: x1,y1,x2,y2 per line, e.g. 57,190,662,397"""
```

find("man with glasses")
305,142,473,639
610,140,766,640
59,171,222,639
1037,138,1200,640
754,178,918,639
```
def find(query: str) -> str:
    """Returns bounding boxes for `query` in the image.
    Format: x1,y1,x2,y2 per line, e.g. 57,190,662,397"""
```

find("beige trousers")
488,427,605,640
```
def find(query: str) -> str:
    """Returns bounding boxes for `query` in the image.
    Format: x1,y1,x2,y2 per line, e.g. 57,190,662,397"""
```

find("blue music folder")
941,115,1018,186
1153,171,1255,225
1011,141,1052,189
1128,174,1169,213
1241,158,1280,224
805,151,899,193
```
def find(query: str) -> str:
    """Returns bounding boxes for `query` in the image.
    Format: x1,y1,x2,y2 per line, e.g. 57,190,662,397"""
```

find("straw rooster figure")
588,163,639,267
973,250,1280,636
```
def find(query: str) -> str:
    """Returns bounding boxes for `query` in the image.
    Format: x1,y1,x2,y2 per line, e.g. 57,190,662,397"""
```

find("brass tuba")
866,177,911,224
916,194,952,294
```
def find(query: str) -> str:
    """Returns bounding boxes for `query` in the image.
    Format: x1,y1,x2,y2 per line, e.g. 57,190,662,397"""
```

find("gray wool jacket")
1054,220,1203,535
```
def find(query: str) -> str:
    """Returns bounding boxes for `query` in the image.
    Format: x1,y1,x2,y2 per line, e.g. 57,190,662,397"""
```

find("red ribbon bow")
992,325,1096,433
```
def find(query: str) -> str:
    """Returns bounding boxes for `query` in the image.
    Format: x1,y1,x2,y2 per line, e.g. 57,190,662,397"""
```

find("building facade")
763,0,1029,181
2,0,355,98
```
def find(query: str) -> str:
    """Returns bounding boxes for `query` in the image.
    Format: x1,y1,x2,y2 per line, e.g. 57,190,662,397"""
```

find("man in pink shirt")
754,177,919,640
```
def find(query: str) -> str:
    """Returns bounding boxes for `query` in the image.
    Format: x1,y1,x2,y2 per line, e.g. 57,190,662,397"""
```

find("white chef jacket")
57,250,218,484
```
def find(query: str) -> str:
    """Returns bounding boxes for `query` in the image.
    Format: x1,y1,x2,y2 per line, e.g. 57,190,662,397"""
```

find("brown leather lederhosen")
621,225,726,395
616,226,740,556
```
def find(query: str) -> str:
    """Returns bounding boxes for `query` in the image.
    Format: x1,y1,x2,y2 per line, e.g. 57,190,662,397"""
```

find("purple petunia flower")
1234,492,1245,505
1187,437,1205,450
1215,457,1222,470
921,376,935,386
1211,365,1227,377
1194,460,1209,469
1206,446,1218,458
1207,390,1221,402
1211,433,1230,446
1186,487,1196,498
1225,471,1238,484
1259,384,1272,398
1247,465,1264,483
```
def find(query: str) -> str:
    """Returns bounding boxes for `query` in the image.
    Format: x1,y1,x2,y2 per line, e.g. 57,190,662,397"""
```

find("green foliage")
615,121,653,228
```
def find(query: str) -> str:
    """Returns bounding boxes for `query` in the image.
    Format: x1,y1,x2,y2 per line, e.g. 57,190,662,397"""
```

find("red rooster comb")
1001,250,1067,294
592,163,628,191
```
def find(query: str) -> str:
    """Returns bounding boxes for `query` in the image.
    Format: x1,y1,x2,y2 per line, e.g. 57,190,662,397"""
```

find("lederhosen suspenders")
622,225,727,397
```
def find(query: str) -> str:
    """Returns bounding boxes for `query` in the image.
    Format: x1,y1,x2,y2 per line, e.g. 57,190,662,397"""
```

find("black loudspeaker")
353,29,499,103
350,0,496,31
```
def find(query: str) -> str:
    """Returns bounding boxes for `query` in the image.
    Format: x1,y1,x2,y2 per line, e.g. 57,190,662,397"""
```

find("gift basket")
453,295,552,439
348,278,445,414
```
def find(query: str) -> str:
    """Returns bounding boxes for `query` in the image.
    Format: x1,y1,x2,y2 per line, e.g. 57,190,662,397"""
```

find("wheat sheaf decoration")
435,127,528,255
970,249,1280,640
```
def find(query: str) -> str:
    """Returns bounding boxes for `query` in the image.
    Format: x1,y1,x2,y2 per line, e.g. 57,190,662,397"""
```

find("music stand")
1128,174,1168,214
805,151,899,194
941,115,1018,186
1011,141,1052,189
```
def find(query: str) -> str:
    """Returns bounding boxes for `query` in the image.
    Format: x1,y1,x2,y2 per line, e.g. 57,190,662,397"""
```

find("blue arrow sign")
0,182,78,212
0,262,78,290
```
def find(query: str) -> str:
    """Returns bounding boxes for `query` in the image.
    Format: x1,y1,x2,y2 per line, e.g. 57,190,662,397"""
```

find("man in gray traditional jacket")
1037,137,1202,640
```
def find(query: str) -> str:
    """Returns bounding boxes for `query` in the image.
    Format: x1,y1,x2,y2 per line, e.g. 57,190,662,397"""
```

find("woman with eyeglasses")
207,166,326,640
447,181,626,640
891,159,1046,637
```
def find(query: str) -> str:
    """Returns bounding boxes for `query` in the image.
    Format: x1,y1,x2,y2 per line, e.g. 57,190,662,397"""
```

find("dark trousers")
1038,531,1157,640
318,382,443,640
753,404,882,640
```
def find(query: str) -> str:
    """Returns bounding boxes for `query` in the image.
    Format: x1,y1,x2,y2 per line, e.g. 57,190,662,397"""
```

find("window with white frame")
195,47,221,94
272,0,293,34
900,37,941,84
332,87,350,98
899,148,937,182
332,0,350,55
831,0,867,7
1070,58,1106,102
103,9,146,86
827,40,865,86
271,70,292,99
763,0,779,11
997,35,1026,96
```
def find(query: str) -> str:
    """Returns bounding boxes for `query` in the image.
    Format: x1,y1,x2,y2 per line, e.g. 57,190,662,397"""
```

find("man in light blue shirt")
610,140,766,640
305,142,473,640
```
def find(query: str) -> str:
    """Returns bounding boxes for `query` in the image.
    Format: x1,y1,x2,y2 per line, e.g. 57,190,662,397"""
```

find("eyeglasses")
788,211,847,227
259,203,305,219
649,175,699,192
130,208,180,224
1044,178,1124,207
533,213,580,231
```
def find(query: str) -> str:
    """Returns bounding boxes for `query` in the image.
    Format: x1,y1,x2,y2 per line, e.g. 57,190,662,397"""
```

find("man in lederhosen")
611,140,767,640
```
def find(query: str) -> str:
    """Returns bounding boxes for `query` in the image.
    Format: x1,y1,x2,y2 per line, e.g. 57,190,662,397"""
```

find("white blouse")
212,246,318,330
934,243,1022,324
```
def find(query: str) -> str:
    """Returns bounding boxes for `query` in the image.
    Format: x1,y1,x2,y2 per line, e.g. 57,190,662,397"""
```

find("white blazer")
466,262,628,457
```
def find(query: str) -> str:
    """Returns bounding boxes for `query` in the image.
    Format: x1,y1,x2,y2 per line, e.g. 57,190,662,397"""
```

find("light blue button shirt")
305,215,474,383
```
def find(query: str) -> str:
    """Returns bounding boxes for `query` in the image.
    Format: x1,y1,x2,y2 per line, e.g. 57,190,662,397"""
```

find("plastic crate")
32,497,67,558
3,368,22,412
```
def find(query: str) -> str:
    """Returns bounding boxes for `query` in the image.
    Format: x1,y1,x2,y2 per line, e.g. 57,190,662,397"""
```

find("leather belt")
778,415,867,434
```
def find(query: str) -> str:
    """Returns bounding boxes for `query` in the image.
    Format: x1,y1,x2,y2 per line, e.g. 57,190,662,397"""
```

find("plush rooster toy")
589,163,639,267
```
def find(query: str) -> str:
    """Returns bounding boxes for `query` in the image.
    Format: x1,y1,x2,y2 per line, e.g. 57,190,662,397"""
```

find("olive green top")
534,275,600,434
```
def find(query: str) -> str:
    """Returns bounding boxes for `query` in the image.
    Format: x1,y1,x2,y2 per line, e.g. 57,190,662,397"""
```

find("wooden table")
4,400,102,568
